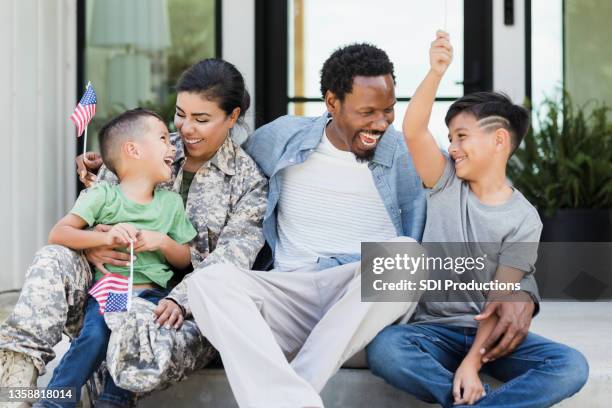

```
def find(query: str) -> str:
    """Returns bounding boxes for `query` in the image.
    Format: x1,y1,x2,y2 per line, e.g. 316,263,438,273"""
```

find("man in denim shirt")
187,44,537,408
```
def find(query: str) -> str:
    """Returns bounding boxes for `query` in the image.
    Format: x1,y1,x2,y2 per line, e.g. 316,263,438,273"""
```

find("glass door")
256,0,493,148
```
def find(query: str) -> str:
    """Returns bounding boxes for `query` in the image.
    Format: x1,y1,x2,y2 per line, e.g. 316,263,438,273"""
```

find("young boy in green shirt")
38,108,196,408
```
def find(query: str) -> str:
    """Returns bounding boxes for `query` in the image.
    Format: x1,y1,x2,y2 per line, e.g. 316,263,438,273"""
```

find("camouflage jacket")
97,132,268,315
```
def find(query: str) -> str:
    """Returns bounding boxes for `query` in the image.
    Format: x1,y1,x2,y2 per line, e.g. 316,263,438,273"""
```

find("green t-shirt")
71,181,197,287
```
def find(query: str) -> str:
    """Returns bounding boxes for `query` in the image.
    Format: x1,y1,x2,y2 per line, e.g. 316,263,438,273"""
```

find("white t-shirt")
274,128,397,271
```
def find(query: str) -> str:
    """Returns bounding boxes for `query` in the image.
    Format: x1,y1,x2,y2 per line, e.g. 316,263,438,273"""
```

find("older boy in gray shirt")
412,156,542,328
367,31,588,408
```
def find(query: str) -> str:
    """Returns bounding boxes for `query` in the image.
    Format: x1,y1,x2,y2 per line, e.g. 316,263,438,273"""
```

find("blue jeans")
40,288,169,408
366,323,589,408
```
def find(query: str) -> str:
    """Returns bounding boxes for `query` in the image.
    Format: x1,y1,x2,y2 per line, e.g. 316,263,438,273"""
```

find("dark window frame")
75,0,222,192
76,0,223,97
525,0,532,101
255,0,493,128
524,0,566,105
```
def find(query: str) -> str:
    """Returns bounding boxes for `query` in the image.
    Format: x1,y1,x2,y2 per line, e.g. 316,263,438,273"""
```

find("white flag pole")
83,127,88,158
82,81,92,158
444,0,448,32
127,241,134,311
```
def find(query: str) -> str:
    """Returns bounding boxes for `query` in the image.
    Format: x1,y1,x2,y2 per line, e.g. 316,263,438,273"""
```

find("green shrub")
508,92,612,215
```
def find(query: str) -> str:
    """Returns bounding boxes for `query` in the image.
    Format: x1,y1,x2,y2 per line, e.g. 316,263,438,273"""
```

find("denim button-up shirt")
243,113,426,270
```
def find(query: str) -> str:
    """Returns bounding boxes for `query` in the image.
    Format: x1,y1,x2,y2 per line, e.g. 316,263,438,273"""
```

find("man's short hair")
320,43,395,101
445,92,530,155
98,108,164,174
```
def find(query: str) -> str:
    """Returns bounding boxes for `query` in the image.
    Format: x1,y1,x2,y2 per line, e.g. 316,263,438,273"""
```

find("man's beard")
355,149,376,163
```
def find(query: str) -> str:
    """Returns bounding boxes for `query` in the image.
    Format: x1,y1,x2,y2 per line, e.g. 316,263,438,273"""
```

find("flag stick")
127,241,134,311
83,126,88,158
82,81,92,158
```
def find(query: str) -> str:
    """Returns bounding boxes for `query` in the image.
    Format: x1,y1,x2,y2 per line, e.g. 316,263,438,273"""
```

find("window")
287,0,463,147
257,0,493,149
79,0,219,150
530,0,611,114
564,0,612,107
529,0,563,112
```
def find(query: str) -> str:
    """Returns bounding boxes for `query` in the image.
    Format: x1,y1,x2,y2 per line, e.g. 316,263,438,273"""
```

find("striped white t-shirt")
274,128,397,271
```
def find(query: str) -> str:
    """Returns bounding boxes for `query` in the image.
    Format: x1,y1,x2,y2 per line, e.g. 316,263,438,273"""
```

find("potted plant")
508,92,612,299
508,92,612,242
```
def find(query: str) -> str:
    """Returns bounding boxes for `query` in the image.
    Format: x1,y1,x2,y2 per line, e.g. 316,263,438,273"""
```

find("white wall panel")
0,0,76,291
493,0,526,103
222,0,255,131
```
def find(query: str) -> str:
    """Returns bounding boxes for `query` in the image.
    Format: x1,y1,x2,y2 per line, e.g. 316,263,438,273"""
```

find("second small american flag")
88,273,129,314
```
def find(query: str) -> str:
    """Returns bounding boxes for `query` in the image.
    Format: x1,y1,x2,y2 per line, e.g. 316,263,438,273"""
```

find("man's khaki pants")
187,237,423,408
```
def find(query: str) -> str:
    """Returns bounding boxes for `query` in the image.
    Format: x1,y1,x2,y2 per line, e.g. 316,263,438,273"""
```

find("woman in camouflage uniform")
0,59,268,405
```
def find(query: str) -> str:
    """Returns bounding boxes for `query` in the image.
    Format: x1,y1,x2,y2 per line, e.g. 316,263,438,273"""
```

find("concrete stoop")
138,365,609,408
138,301,612,407
34,302,610,407
139,368,433,407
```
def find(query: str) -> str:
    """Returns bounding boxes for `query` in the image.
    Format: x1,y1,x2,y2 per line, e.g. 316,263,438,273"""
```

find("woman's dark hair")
176,58,250,118
445,91,530,155
320,43,395,101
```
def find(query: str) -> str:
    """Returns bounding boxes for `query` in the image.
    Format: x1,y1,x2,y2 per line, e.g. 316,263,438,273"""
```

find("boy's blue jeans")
366,323,589,408
40,288,169,408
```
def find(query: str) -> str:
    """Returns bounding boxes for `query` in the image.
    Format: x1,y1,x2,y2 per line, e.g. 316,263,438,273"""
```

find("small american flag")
70,83,97,137
88,273,129,314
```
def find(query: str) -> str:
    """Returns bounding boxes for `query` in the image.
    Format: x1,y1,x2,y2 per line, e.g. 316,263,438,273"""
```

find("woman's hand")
154,299,185,329
76,152,103,187
453,361,485,405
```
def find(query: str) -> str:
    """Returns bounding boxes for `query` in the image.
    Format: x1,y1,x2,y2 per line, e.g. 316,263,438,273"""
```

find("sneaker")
0,349,38,408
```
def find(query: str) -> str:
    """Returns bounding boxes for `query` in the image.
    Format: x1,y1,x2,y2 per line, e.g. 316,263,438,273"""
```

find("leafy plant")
508,92,612,215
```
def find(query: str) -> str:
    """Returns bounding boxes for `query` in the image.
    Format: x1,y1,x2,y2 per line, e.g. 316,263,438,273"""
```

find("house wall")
222,0,255,131
0,0,77,290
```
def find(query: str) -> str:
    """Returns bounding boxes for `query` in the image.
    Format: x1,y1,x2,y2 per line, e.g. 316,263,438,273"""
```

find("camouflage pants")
0,245,217,392
103,298,217,393
0,245,92,374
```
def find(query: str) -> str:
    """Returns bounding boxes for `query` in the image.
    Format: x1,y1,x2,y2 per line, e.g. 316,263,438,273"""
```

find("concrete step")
21,300,612,407
139,368,434,408
138,302,612,407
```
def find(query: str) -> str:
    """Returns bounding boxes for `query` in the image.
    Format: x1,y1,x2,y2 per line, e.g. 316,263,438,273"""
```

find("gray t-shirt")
411,157,543,327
